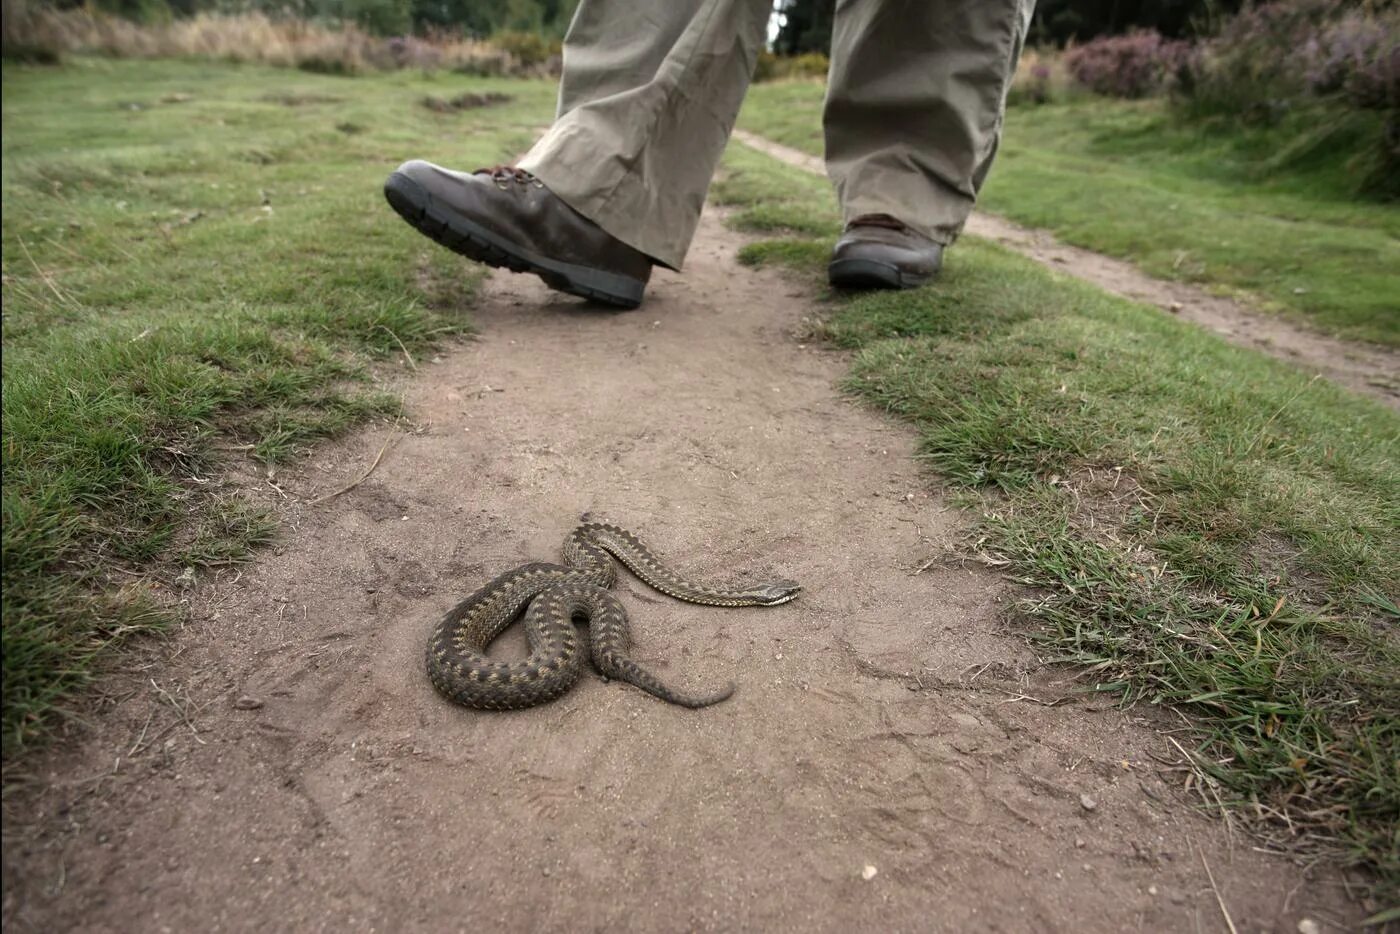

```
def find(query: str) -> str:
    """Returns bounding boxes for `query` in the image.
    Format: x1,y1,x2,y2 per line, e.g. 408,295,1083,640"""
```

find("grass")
713,141,1400,893
1,57,559,756
737,82,1400,346
3,53,1397,896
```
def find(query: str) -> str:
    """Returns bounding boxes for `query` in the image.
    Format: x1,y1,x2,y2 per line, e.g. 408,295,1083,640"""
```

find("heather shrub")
1064,30,1190,98
1178,0,1398,197
1178,0,1343,120
1301,8,1400,109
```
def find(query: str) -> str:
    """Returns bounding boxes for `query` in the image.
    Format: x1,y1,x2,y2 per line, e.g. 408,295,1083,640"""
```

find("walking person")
385,0,1036,309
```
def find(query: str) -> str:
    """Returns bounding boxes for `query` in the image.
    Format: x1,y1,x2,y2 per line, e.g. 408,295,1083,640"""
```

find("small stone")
1147,885,1158,896
542,867,551,877
233,696,264,710
1297,920,1321,934
1074,838,1086,849
861,865,878,881
1079,793,1098,812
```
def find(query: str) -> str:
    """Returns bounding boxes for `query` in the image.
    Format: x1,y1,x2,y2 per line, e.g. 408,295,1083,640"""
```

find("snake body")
427,522,800,710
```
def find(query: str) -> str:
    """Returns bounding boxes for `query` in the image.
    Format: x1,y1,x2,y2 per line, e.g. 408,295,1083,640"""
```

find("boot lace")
475,165,545,191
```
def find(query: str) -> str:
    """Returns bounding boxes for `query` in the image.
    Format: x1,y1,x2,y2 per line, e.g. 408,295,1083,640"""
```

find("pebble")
1079,793,1098,812
233,696,264,710
1297,921,1321,934
861,865,878,881
1147,885,1158,896
1074,838,1086,849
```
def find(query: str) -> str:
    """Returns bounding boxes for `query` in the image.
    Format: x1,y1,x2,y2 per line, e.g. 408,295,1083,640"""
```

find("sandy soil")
732,130,1400,412
0,209,1369,932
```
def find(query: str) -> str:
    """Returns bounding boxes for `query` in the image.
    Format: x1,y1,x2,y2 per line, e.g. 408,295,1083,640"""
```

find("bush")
1301,8,1399,109
385,34,441,70
1064,29,1190,98
2,0,59,61
491,28,557,68
753,50,829,83
1176,0,1398,198
1007,48,1070,106
1178,0,1340,120
345,0,412,38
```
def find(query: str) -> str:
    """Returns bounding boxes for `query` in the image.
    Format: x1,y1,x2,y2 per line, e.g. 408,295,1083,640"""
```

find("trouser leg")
823,0,1035,245
518,0,772,270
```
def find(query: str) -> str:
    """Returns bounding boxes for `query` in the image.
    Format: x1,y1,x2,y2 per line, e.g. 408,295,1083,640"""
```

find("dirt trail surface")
732,130,1400,411
1,209,1365,932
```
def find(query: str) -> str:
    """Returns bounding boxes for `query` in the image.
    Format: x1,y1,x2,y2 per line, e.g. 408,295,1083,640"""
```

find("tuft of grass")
737,84,1400,346
1,58,560,757
175,496,278,568
716,141,1400,891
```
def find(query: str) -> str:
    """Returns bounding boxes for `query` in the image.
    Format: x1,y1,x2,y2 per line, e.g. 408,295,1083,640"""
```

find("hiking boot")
384,160,652,309
828,214,943,290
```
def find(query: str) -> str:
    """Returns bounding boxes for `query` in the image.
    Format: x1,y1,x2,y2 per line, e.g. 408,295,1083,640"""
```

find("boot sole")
383,172,645,310
828,258,934,291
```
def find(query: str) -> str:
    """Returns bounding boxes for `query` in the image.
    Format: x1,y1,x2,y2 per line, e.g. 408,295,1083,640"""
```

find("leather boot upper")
393,160,653,286
830,214,944,286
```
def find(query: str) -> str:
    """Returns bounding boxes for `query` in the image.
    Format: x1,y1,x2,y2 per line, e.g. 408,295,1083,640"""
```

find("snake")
426,521,801,710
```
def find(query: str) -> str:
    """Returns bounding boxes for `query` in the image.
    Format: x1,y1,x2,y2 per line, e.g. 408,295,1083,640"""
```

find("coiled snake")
427,521,800,710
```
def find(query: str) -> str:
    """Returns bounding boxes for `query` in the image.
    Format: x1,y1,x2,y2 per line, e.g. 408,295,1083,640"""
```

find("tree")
772,0,832,55
772,0,1247,55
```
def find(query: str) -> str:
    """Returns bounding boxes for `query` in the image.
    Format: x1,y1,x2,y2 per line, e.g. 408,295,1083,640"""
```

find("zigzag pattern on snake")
427,521,801,710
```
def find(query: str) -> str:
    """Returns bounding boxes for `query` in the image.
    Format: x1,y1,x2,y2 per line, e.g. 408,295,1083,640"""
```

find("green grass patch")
715,141,1400,891
1,58,559,756
738,83,1400,346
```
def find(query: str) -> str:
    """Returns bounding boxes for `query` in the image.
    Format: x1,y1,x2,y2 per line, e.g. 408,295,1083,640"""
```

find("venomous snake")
427,521,800,710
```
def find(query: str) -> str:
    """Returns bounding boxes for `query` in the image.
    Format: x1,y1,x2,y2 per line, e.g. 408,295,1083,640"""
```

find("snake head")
750,579,801,605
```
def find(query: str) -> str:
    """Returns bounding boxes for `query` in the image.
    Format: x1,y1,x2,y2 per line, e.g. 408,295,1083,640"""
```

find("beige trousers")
518,0,1035,270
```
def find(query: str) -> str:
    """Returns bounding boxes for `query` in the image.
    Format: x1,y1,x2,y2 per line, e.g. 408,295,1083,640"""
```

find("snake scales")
427,521,800,710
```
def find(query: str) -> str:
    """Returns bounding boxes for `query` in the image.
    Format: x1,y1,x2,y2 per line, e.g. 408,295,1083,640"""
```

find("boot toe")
828,237,942,290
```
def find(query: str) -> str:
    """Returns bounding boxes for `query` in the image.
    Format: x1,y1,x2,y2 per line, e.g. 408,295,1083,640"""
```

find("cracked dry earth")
1,208,1367,932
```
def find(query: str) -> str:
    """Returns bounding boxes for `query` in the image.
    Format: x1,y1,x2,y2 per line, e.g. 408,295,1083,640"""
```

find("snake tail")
595,652,736,708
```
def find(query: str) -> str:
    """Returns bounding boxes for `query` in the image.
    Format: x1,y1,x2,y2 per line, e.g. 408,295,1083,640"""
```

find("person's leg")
385,0,769,308
824,0,1035,288
518,0,773,270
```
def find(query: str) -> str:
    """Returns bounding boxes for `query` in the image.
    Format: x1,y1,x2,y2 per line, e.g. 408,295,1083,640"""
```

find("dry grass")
0,1,555,76
1007,47,1078,106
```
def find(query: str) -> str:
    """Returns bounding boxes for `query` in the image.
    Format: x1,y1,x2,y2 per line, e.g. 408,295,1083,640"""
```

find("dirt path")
1,209,1365,932
732,130,1400,411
